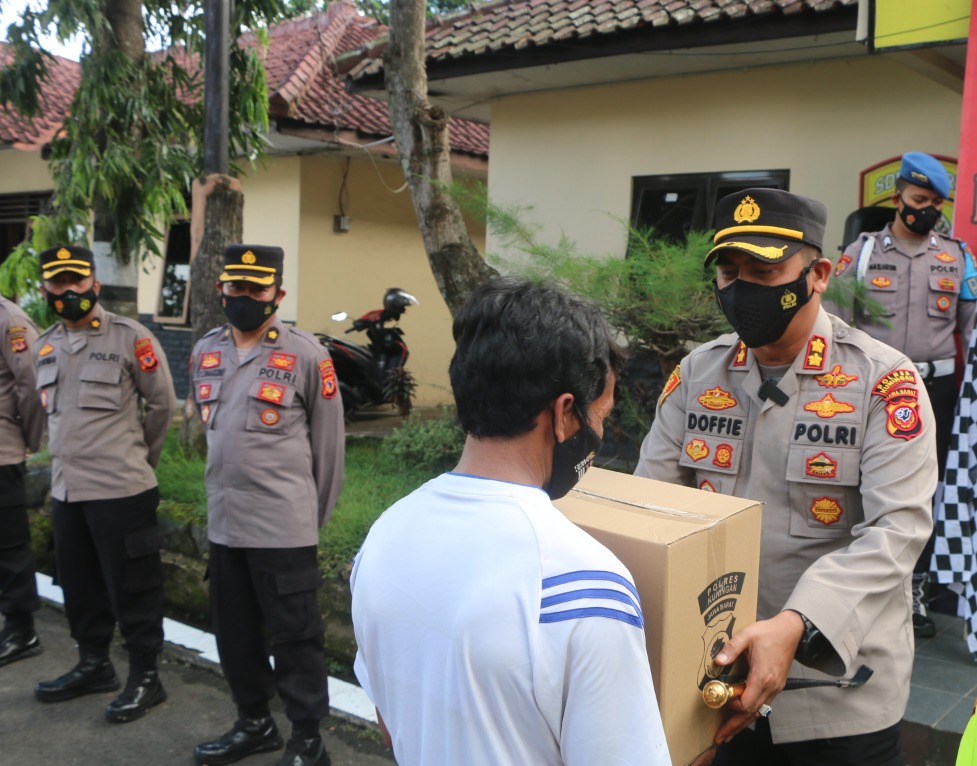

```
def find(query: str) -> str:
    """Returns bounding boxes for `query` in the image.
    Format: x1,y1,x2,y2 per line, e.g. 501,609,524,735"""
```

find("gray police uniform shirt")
191,316,345,549
828,223,977,363
34,304,176,502
0,297,42,465
636,308,936,744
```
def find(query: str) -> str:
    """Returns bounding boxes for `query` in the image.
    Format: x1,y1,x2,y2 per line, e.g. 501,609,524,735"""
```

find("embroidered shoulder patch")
659,365,681,407
834,254,852,276
134,338,159,373
318,359,338,399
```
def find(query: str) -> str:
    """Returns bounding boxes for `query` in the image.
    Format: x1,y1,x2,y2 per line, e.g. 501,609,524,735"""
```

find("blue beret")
899,152,951,199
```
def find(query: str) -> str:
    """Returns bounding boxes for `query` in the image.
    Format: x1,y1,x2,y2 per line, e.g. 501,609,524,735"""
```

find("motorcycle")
316,287,419,418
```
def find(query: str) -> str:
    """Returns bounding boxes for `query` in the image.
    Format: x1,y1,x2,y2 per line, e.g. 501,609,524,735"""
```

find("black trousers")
0,463,39,621
209,543,329,725
51,487,164,656
917,373,958,574
713,717,904,766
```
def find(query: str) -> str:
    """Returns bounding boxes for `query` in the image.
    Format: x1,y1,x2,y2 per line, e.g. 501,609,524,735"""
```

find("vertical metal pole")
204,0,230,175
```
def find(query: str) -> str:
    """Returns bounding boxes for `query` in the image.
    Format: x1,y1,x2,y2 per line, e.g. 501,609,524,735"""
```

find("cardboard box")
554,467,762,766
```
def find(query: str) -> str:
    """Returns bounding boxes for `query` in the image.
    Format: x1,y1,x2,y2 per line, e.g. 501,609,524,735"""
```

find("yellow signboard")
860,155,958,233
874,0,970,50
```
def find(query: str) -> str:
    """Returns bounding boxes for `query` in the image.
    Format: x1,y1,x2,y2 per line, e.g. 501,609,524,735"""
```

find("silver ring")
758,704,773,718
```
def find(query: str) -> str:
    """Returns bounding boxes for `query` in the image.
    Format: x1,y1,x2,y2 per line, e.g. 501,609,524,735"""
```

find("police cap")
39,245,94,280
705,188,827,266
898,152,951,199
219,244,284,286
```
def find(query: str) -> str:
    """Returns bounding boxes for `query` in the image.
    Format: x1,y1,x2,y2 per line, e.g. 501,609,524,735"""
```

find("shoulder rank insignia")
834,254,852,276
134,338,159,372
266,328,280,342
258,382,285,404
319,359,338,399
810,497,843,526
201,351,221,369
815,365,858,388
698,386,737,411
659,365,681,407
90,318,100,329
803,394,855,419
685,438,709,462
699,480,717,493
712,443,733,469
732,341,748,367
38,343,54,357
805,452,838,479
269,352,296,371
803,336,827,370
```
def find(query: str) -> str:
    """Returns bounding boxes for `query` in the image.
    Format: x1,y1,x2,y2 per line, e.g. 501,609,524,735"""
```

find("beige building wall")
487,55,963,262
296,152,485,407
0,148,52,192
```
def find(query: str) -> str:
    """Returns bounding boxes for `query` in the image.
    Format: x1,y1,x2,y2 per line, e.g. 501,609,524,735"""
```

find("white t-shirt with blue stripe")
351,472,670,766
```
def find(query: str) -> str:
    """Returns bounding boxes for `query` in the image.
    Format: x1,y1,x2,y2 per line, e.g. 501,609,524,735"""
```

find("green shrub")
380,409,466,473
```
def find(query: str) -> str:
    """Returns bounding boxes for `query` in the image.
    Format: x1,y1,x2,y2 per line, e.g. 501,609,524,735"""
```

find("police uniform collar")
727,338,754,371
794,308,834,376
262,317,285,346
59,303,106,334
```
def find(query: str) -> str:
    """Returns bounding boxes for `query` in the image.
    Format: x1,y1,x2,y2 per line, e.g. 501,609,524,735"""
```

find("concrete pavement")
0,604,395,766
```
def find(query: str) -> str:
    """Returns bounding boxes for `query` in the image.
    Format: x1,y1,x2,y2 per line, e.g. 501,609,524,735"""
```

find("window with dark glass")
0,191,53,266
155,220,191,324
630,170,790,243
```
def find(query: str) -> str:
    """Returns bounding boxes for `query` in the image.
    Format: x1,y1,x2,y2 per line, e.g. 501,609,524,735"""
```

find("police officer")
32,246,176,723
637,189,935,765
0,295,44,667
828,152,977,637
192,245,344,766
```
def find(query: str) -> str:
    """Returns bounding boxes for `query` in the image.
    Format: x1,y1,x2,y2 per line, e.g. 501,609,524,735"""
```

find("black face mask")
47,287,98,322
714,264,813,349
898,200,941,235
545,409,603,501
222,294,278,332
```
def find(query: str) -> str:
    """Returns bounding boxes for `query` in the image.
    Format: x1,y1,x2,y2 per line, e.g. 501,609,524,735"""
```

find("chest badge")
938,278,956,291
201,352,221,369
38,343,54,357
269,352,296,371
803,394,855,419
685,439,709,462
810,497,843,526
699,480,717,493
197,383,212,401
698,386,737,411
200,404,211,424
258,382,286,404
712,444,733,469
936,295,952,312
870,276,891,288
260,408,280,426
805,452,838,479
815,365,858,388
936,252,955,263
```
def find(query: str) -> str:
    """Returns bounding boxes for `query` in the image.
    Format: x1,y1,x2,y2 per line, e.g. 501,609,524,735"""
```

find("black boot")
193,716,284,765
275,736,331,766
105,669,167,723
35,653,120,703
0,627,42,667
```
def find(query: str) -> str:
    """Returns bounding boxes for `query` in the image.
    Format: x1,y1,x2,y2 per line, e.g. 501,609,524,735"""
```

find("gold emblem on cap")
56,247,71,260
242,250,257,264
734,196,761,224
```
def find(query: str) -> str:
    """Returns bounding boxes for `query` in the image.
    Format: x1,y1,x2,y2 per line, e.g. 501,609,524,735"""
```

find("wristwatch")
794,612,828,666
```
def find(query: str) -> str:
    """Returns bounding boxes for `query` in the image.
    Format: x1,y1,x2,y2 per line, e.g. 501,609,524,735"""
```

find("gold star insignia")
268,329,279,341
809,337,826,354
91,318,100,329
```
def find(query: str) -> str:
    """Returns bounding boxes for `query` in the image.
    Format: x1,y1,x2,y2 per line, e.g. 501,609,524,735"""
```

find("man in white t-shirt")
351,277,671,766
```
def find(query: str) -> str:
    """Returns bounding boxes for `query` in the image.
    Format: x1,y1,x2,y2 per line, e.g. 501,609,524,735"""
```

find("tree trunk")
384,0,497,316
93,0,146,320
179,174,244,454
